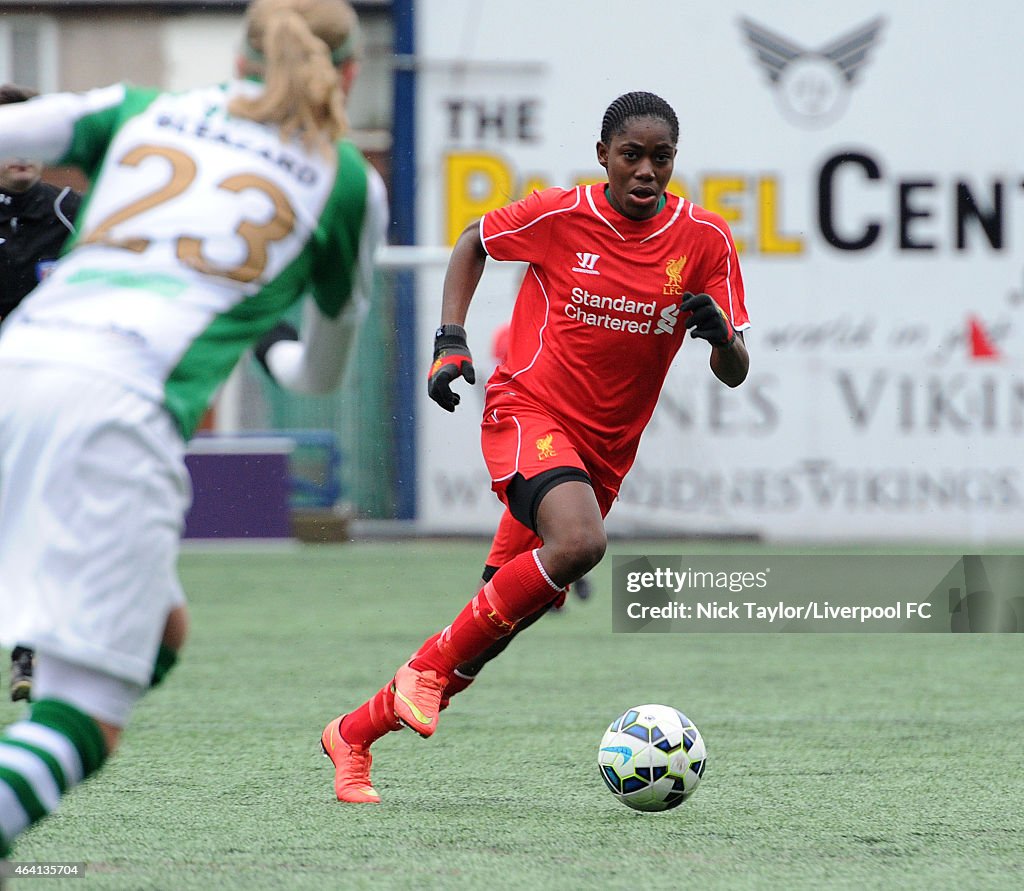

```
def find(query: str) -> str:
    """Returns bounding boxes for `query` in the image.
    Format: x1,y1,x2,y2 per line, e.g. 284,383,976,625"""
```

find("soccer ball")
597,704,706,812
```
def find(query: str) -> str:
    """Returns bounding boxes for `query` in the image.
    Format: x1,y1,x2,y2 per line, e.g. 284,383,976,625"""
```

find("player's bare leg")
150,605,188,689
531,480,607,587
161,605,188,652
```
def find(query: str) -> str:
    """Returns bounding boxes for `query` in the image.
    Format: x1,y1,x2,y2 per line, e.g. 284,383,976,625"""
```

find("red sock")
413,632,443,660
339,681,401,748
411,550,562,676
440,669,476,709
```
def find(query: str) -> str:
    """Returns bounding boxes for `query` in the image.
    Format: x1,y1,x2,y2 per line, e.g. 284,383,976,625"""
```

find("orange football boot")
320,717,381,803
392,661,448,738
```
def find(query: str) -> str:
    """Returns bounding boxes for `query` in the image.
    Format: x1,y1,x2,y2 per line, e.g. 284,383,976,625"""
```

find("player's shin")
337,681,402,748
441,598,560,709
412,549,564,677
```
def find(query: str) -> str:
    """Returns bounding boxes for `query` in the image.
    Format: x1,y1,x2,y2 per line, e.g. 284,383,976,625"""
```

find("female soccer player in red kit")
321,91,750,802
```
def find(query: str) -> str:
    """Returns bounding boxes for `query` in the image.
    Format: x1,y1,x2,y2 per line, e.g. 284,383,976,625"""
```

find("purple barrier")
183,436,294,540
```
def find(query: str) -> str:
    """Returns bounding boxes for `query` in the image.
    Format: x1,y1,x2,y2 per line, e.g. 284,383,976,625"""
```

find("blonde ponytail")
230,0,359,152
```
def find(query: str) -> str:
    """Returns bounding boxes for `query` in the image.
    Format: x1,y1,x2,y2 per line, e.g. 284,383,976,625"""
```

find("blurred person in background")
0,0,385,858
0,84,81,324
0,83,84,703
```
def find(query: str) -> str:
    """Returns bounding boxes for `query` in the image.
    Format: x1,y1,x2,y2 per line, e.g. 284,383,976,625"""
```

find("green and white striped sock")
0,699,106,857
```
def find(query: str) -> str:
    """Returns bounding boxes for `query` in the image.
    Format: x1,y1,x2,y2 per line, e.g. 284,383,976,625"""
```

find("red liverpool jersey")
480,184,749,485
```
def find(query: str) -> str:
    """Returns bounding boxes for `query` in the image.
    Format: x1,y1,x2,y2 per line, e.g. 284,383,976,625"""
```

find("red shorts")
480,388,618,516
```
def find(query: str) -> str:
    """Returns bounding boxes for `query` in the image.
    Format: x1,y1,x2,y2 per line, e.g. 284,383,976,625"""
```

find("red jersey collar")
587,184,684,241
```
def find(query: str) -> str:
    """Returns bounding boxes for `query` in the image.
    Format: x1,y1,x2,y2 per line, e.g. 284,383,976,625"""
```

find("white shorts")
0,363,192,687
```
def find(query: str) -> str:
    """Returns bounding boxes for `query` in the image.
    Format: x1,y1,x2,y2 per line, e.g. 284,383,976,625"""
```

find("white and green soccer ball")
598,704,706,812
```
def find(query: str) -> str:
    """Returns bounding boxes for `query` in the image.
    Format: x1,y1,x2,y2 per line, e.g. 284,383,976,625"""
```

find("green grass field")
2,541,1021,890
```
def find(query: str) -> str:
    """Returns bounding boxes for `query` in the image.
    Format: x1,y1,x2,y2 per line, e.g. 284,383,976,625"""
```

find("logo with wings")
739,16,885,127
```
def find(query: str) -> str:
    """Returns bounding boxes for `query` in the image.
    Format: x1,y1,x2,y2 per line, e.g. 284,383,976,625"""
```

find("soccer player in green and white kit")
0,0,386,857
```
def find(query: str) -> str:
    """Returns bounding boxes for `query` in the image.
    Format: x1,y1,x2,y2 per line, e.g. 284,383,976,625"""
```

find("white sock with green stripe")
0,699,106,857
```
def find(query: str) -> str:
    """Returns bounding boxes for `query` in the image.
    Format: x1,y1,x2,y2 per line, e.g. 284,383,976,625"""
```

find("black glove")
253,321,299,380
427,324,476,412
680,292,735,346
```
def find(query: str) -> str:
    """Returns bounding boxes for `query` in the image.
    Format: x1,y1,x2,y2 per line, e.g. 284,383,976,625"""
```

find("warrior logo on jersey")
663,256,687,295
572,252,601,275
536,434,557,460
739,16,885,128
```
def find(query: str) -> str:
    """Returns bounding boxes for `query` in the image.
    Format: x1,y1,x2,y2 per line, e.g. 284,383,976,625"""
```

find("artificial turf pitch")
2,541,1021,890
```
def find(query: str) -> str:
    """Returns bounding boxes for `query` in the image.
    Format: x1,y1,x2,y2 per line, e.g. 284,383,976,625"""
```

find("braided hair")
600,92,679,144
